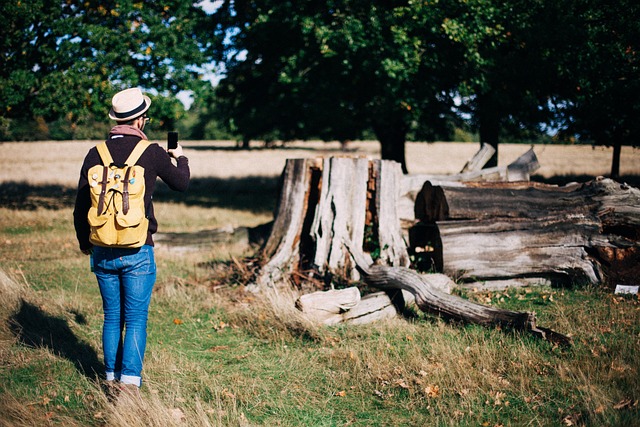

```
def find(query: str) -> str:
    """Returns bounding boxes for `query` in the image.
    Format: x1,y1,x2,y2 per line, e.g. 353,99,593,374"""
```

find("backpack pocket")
88,207,116,246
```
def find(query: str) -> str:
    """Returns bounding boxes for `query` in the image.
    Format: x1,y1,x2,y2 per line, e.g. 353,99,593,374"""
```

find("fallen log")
295,274,455,325
403,177,640,286
345,243,572,347
401,146,540,194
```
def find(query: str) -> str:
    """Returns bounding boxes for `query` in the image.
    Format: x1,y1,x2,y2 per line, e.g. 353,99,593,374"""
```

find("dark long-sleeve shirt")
73,135,190,251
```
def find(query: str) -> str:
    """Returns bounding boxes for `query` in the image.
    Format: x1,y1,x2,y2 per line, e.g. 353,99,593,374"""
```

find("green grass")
1,204,639,426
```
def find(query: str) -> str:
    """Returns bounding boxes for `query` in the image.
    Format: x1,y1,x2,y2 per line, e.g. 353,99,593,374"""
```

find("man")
73,88,190,390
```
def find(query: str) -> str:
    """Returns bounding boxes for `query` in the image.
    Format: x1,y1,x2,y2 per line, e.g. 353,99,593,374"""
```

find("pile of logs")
246,145,639,344
152,145,638,343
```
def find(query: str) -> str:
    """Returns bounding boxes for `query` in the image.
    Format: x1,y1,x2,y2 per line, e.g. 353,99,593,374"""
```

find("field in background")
2,140,640,187
1,140,639,426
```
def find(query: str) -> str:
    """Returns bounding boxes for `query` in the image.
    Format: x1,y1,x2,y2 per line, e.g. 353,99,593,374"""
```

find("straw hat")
108,88,151,121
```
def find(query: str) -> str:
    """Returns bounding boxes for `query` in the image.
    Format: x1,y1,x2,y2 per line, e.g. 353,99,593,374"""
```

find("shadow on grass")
183,142,351,152
9,299,104,380
0,175,280,213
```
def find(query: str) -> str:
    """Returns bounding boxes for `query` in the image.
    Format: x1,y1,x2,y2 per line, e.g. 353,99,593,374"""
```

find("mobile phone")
167,131,178,150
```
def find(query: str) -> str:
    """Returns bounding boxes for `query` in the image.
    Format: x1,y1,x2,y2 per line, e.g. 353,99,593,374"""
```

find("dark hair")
117,115,143,125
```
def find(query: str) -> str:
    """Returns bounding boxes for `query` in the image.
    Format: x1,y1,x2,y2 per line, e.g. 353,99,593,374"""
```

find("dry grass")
1,140,639,426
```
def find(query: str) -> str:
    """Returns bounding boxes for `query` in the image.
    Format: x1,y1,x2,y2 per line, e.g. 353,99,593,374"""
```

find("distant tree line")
2,0,638,176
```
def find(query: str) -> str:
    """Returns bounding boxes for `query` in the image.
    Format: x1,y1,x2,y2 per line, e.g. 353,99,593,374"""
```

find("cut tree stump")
249,156,636,342
255,157,409,288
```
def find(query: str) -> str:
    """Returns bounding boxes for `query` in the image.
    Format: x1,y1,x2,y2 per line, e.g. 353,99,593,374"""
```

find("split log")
460,143,496,173
296,288,398,325
402,146,540,193
295,274,456,325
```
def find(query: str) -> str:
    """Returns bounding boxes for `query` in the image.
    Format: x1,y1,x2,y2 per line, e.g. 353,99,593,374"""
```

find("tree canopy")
212,0,639,175
1,0,224,138
2,0,638,177
214,0,462,172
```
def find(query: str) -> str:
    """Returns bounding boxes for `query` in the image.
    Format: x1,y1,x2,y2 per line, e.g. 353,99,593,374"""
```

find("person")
73,87,190,390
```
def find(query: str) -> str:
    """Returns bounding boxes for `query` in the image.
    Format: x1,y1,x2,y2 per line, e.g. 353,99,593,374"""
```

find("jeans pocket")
134,246,156,275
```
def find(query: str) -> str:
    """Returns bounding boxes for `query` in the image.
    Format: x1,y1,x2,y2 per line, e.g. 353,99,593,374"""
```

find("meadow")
1,140,639,426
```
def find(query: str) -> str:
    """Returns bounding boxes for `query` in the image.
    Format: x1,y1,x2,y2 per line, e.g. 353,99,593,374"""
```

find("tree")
442,0,572,167
555,0,640,178
0,0,224,138
214,0,460,172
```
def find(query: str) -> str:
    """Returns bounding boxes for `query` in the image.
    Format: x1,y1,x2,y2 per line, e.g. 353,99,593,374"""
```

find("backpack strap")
95,142,114,166
94,142,113,215
121,140,151,215
124,139,151,166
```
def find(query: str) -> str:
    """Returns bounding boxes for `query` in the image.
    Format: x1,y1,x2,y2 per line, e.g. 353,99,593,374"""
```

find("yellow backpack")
87,140,151,248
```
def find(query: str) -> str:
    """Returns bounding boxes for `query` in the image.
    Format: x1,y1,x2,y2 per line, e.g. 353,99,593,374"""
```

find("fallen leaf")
394,379,410,389
173,318,183,325
206,345,229,352
335,390,346,397
613,399,634,410
425,385,440,398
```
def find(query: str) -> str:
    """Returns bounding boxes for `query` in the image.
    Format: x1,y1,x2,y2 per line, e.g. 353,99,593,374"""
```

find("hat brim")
108,95,152,121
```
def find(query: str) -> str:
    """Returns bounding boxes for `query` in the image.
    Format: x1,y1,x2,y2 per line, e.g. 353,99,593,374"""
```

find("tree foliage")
213,0,638,175
555,0,640,176
1,0,224,139
214,0,462,172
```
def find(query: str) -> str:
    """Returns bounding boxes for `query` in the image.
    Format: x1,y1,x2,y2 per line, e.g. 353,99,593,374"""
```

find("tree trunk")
372,115,409,174
478,94,500,168
611,140,621,179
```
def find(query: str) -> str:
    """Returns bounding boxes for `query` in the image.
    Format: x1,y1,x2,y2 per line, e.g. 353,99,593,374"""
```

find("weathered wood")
256,158,319,287
374,160,410,267
439,218,602,284
460,143,496,173
346,244,571,346
295,287,361,325
296,288,398,325
311,157,369,280
255,157,409,288
402,147,541,194
402,178,640,285
295,273,457,325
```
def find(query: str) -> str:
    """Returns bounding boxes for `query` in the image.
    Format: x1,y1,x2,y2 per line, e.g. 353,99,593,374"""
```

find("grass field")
0,140,639,426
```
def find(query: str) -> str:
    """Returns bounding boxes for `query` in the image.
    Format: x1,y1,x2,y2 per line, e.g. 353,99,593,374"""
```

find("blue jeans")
93,245,156,387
